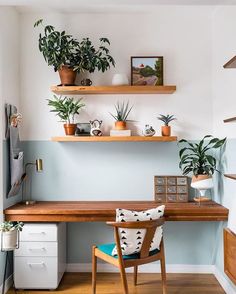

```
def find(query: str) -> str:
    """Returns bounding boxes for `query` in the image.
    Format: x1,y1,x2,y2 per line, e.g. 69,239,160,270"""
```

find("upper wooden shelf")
51,85,176,95
223,56,236,68
224,117,236,123
51,136,177,142
224,174,236,180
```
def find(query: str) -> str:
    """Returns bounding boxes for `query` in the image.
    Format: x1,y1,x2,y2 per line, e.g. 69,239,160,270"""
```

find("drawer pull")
28,262,45,267
28,247,46,251
28,232,46,235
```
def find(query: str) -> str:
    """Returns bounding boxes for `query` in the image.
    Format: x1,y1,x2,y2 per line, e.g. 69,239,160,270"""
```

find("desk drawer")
20,224,58,242
15,242,58,257
14,256,58,289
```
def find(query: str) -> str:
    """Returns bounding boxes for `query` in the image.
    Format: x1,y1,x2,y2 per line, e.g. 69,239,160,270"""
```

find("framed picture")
75,123,91,136
131,56,163,86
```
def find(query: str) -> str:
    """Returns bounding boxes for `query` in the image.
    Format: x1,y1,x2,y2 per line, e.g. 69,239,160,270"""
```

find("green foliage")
34,19,115,73
34,19,80,72
110,101,133,122
47,95,85,124
73,37,115,73
155,59,163,85
157,114,176,126
179,135,226,176
0,221,24,232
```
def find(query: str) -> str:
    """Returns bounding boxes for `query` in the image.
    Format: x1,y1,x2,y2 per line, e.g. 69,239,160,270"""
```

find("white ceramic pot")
112,73,129,86
1,230,18,251
191,175,213,198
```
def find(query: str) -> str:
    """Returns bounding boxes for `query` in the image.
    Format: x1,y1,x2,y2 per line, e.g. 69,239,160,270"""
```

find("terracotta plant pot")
58,66,76,86
115,121,126,130
64,124,77,136
161,126,171,136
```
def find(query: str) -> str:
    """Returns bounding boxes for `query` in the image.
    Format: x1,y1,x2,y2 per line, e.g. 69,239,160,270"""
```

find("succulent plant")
110,101,133,122
157,114,176,126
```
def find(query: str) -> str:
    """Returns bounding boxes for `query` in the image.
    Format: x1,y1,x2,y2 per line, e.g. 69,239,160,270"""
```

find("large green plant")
47,95,85,124
73,37,115,73
179,135,226,176
109,101,133,122
34,19,80,72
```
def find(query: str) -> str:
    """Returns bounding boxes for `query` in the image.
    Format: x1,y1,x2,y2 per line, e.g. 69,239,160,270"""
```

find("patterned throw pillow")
112,205,165,256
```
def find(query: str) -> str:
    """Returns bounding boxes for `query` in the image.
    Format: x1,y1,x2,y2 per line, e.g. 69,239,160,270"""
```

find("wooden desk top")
4,201,228,222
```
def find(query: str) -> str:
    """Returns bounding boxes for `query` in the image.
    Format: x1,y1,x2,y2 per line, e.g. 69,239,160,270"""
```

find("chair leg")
133,266,138,286
92,246,97,294
160,256,167,294
119,264,129,294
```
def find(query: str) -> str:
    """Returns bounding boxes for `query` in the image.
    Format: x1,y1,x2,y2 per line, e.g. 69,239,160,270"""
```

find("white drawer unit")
14,222,66,290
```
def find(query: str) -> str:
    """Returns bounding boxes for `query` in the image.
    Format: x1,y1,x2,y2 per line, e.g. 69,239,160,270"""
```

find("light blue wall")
22,140,219,264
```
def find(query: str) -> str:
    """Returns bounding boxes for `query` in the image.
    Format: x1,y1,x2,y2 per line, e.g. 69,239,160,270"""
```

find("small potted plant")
157,114,176,136
179,135,226,201
47,95,85,135
109,101,133,130
0,221,24,251
34,19,81,86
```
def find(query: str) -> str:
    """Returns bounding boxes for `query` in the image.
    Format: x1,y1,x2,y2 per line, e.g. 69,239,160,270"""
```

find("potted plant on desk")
47,95,85,135
179,135,226,202
0,221,24,251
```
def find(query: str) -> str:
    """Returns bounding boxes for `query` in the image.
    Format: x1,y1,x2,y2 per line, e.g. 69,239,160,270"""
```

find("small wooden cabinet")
14,223,66,290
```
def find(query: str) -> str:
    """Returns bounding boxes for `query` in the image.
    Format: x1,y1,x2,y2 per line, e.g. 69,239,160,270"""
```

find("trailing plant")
109,101,133,122
179,135,226,176
0,221,24,232
47,95,85,124
157,114,176,126
34,19,80,72
73,37,115,73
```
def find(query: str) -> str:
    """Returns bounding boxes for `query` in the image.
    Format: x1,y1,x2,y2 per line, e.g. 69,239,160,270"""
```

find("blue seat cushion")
97,243,159,260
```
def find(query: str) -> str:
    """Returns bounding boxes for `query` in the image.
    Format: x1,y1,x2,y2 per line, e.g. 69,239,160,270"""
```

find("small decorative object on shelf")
112,73,129,86
179,135,226,203
157,114,176,136
47,95,85,135
34,19,115,85
109,101,133,130
142,124,155,137
131,56,163,86
90,120,103,136
0,221,23,252
81,78,92,86
76,123,91,136
154,175,188,203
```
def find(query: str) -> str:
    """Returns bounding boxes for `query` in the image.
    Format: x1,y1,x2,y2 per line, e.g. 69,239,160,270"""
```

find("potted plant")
109,101,133,130
47,95,85,135
0,221,24,251
74,37,115,85
34,19,80,85
179,135,226,201
157,114,176,136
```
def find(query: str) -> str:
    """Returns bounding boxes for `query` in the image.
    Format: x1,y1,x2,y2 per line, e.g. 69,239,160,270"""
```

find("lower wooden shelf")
51,136,177,142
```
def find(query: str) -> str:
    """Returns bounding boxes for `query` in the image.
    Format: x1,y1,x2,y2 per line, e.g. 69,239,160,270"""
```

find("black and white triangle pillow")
112,205,165,256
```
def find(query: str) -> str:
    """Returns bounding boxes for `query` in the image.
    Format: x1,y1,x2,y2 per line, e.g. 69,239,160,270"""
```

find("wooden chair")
92,218,166,294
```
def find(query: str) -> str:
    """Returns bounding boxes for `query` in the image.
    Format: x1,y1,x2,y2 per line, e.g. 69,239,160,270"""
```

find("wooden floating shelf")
223,56,236,68
51,85,176,95
51,136,177,142
224,117,236,123
224,174,236,180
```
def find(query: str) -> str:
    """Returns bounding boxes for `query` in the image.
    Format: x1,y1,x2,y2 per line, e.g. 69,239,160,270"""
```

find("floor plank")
8,273,225,294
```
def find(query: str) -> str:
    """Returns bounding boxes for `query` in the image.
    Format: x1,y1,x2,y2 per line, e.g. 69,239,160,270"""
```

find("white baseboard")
214,267,236,294
0,275,13,294
66,263,214,274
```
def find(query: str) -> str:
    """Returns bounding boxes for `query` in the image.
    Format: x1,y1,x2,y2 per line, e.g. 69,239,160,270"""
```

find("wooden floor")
8,272,225,294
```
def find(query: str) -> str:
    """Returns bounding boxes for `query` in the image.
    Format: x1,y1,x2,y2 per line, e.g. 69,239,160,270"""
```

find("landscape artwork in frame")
131,56,163,86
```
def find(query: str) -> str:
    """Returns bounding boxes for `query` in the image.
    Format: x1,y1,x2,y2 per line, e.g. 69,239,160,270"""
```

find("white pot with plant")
109,101,133,130
157,114,176,136
0,221,24,251
179,135,226,202
47,95,85,136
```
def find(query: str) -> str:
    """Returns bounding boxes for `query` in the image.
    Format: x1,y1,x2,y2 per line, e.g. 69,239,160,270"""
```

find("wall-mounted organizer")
154,175,189,202
5,104,24,197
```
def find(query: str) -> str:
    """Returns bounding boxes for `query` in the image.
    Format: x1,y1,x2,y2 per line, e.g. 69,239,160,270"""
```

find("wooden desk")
4,201,228,222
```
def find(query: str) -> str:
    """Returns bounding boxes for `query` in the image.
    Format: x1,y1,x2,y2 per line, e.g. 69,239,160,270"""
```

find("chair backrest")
107,218,165,259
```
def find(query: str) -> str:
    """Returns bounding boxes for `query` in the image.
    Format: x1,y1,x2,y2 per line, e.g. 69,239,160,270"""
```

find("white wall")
20,6,213,141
